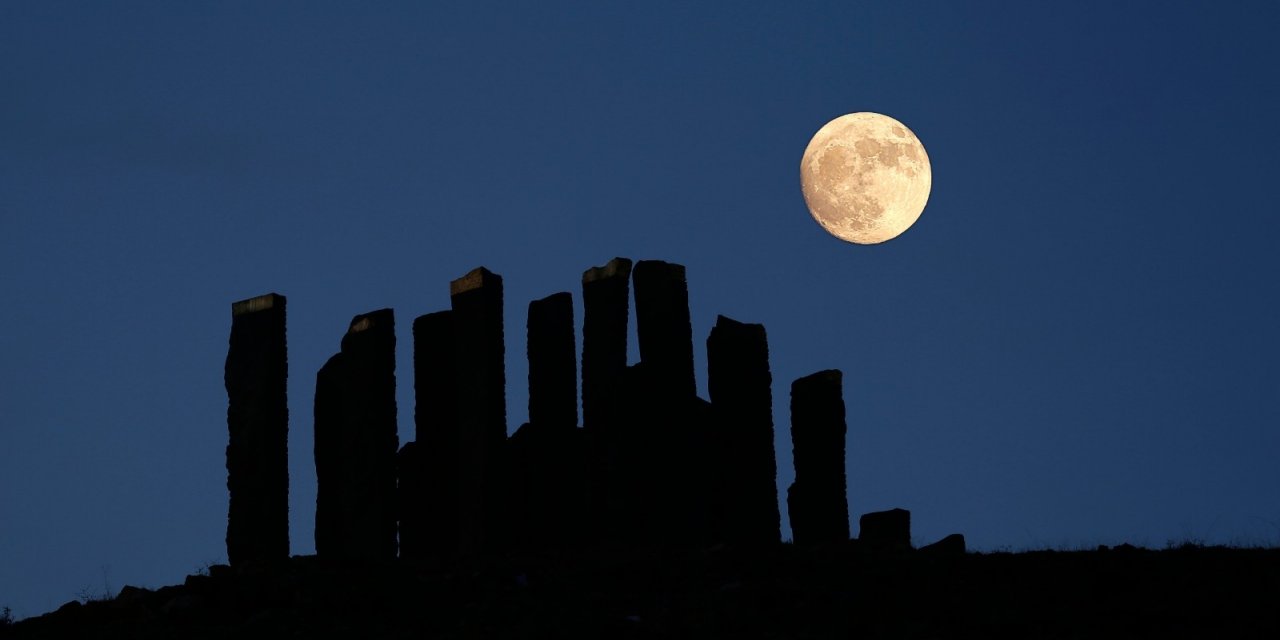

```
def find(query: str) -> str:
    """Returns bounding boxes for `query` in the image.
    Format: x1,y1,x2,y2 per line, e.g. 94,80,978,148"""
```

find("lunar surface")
800,112,931,244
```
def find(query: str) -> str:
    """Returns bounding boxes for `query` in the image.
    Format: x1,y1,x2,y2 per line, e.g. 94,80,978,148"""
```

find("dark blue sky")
3,1,1278,618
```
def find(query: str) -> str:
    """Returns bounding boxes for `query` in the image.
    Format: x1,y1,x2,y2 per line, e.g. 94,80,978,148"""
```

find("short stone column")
786,369,850,545
527,291,577,429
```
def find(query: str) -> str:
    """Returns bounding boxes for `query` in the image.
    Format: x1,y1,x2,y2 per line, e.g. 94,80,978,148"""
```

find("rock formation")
920,533,966,555
224,293,289,566
221,259,911,563
707,315,781,545
787,369,850,545
858,508,912,552
314,309,399,561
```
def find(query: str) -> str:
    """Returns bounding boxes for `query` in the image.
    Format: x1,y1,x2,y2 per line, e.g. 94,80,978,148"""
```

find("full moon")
800,112,932,245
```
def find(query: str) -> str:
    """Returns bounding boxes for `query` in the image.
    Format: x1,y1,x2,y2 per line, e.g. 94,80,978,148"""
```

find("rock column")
510,292,584,551
707,315,781,545
314,308,399,561
580,258,632,544
224,293,289,566
631,260,696,399
400,310,459,561
630,260,705,545
527,292,577,429
450,267,507,555
787,369,850,545
580,258,632,431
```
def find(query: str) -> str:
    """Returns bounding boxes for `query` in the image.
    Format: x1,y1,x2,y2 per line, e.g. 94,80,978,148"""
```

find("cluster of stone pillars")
223,259,854,565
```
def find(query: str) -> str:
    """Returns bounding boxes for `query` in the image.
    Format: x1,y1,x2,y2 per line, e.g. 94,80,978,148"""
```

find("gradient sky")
3,1,1279,619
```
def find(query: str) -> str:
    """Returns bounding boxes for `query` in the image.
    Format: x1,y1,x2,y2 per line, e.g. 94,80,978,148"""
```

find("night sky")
3,1,1279,618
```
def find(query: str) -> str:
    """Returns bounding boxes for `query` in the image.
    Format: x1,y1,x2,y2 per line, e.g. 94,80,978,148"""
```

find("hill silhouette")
6,257,1278,636
6,544,1278,638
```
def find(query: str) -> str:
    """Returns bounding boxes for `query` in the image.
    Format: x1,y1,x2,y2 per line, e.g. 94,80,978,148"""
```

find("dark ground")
5,543,1278,639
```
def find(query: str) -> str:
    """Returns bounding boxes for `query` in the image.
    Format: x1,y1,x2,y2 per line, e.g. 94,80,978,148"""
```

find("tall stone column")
450,267,506,555
507,291,584,553
786,369,850,545
527,291,577,429
224,293,289,566
630,260,709,546
580,258,632,544
632,260,696,399
580,258,632,431
707,314,781,545
314,308,399,561
401,310,459,561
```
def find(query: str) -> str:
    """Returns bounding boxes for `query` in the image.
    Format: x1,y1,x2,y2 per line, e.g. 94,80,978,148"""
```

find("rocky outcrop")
786,370,850,545
920,533,966,555
224,293,290,566
858,508,912,552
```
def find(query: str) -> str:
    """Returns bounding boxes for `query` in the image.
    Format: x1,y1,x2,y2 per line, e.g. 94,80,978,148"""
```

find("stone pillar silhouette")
527,292,577,429
580,257,632,431
627,260,707,546
314,309,399,561
224,293,289,566
400,310,458,561
313,353,346,559
414,311,458,445
707,315,781,546
581,258,632,544
786,369,850,545
631,260,696,399
450,267,507,555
